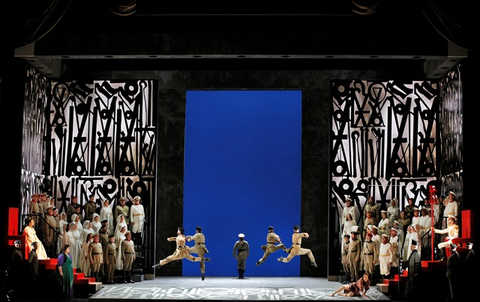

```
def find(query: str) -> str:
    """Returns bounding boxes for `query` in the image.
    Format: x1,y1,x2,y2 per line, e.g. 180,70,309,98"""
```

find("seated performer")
432,215,459,261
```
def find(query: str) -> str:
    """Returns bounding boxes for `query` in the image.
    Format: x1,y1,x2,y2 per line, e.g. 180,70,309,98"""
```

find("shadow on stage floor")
89,277,392,301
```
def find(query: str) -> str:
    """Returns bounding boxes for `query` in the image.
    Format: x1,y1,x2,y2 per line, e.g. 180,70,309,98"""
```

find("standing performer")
115,197,130,225
256,226,287,266
404,239,422,301
29,194,41,232
377,210,390,237
442,191,458,229
446,243,460,301
347,228,361,282
57,244,74,299
340,234,351,284
389,227,400,276
43,206,58,257
66,196,81,223
187,226,210,281
364,196,379,226
130,196,145,246
379,234,393,279
105,234,117,284
342,197,356,234
277,225,317,268
84,194,97,223
89,234,104,282
361,232,377,284
100,199,114,235
233,233,250,279
122,231,136,283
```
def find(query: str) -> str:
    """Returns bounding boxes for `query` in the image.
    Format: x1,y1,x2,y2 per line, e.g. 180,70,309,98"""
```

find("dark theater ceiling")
3,0,478,79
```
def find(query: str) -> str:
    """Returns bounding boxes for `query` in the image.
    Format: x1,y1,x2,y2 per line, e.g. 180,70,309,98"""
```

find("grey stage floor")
89,277,392,301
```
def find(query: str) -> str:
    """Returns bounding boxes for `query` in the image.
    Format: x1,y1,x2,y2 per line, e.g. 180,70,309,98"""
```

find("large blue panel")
183,90,302,277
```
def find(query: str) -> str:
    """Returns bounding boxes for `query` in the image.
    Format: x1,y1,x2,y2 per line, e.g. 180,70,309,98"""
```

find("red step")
38,257,102,288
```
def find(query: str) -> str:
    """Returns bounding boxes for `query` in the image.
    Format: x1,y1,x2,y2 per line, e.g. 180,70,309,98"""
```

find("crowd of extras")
11,193,146,284
336,191,475,300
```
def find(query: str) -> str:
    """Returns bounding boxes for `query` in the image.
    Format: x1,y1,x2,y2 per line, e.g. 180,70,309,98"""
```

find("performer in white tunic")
81,220,94,244
92,213,101,233
402,225,412,262
71,213,83,232
387,198,401,226
130,196,145,245
341,197,356,233
57,212,68,255
442,191,458,228
67,221,82,269
377,210,390,237
388,227,400,275
115,225,127,271
23,217,49,260
418,208,431,252
411,207,422,239
115,214,128,236
379,234,393,278
343,213,356,238
432,215,459,260
100,199,114,235
79,233,93,276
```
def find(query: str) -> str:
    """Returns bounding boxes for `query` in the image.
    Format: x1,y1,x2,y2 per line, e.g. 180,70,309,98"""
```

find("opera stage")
89,277,392,301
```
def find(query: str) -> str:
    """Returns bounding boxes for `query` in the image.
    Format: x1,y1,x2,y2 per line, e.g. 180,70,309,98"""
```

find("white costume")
100,201,114,235
378,216,390,237
130,200,145,234
82,220,94,244
92,213,101,233
57,212,68,255
67,222,82,269
389,233,399,269
115,214,128,235
115,229,127,270
387,200,401,225
379,239,393,276
433,221,459,249
419,212,431,248
405,230,420,260
442,198,458,228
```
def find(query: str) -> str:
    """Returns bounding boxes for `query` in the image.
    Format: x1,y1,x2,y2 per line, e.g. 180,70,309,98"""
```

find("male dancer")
153,227,210,279
187,226,210,280
256,226,287,266
277,225,317,268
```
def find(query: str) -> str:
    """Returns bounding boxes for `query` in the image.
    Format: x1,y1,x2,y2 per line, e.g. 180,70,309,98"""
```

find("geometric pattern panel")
439,65,463,175
21,78,156,216
20,67,50,215
331,80,439,223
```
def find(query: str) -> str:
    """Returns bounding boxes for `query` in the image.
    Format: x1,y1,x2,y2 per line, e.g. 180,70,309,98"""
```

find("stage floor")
89,277,392,301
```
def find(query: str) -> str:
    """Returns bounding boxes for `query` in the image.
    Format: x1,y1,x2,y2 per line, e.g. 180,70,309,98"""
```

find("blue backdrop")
183,90,302,277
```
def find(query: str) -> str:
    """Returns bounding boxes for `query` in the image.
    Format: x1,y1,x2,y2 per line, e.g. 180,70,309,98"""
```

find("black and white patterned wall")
330,80,440,228
20,69,156,217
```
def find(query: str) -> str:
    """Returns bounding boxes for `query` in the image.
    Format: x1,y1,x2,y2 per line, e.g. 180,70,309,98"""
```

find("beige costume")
256,227,286,265
157,234,201,266
279,228,316,265
187,230,209,276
